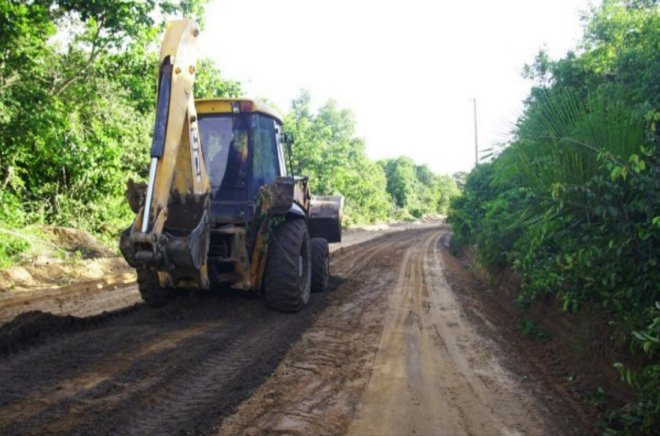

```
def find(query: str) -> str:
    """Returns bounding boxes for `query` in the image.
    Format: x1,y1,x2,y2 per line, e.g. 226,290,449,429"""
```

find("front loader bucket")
308,195,344,243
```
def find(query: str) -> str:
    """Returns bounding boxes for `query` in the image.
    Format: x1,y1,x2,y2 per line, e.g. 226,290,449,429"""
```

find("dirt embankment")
0,226,131,293
0,226,137,324
443,243,635,427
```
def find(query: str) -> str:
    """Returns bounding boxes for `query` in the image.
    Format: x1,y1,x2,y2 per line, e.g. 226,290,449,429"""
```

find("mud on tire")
311,238,329,293
264,219,311,312
137,268,172,307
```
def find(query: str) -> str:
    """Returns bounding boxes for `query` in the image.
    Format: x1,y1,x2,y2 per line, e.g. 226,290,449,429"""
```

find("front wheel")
311,238,329,293
264,219,312,312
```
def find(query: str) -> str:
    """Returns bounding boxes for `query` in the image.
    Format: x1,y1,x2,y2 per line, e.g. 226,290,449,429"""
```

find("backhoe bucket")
308,195,344,243
119,192,211,288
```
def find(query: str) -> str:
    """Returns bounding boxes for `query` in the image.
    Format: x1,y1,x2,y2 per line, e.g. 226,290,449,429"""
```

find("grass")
0,226,46,268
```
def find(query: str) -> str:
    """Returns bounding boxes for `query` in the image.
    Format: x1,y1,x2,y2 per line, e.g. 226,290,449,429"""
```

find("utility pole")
471,98,478,166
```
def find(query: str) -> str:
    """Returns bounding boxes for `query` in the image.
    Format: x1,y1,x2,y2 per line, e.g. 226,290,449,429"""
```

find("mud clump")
0,311,80,354
0,307,135,355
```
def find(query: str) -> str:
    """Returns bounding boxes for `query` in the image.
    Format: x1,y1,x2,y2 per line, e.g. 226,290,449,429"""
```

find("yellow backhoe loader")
119,20,343,312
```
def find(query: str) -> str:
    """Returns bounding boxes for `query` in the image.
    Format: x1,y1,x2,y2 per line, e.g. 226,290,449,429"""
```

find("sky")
198,0,600,176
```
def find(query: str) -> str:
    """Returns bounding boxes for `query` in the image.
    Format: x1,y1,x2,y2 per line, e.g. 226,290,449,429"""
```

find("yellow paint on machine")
195,98,283,123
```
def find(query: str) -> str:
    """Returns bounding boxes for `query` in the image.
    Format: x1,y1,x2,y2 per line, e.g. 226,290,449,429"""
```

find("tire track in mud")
348,230,548,436
112,317,306,435
222,226,553,436
219,228,429,435
0,290,328,434
0,229,412,435
1,321,221,433
330,233,399,278
0,225,560,435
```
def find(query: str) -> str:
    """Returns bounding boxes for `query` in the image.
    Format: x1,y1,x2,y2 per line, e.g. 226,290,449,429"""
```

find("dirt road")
0,226,581,435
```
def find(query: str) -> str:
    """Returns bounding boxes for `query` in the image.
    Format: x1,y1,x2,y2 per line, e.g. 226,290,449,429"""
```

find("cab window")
199,114,250,191
251,115,280,197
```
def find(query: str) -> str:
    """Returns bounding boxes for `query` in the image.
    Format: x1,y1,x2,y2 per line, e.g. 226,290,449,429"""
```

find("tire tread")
264,219,311,312
311,238,329,293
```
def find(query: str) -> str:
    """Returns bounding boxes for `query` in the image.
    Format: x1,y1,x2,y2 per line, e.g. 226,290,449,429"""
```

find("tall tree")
284,91,394,224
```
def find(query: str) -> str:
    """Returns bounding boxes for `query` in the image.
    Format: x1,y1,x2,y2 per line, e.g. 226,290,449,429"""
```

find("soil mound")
0,311,81,354
42,226,114,259
0,307,136,355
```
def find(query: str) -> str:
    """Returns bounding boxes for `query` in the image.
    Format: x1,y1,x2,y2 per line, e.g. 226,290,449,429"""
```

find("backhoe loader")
119,20,343,312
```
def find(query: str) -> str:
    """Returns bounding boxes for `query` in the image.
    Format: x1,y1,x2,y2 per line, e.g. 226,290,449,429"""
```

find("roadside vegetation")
0,0,458,268
449,1,658,432
284,91,460,225
0,0,227,264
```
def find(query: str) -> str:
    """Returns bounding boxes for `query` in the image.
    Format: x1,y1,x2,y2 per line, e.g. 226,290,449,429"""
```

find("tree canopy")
284,91,458,225
0,0,239,238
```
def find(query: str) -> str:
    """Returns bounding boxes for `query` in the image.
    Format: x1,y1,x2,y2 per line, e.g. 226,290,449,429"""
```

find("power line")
471,98,478,166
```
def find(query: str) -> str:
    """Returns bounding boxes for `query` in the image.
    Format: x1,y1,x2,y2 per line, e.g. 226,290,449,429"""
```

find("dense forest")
449,0,658,432
0,0,458,267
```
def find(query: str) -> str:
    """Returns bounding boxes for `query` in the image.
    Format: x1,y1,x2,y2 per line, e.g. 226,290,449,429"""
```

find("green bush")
448,162,504,252
0,229,30,268
0,190,26,227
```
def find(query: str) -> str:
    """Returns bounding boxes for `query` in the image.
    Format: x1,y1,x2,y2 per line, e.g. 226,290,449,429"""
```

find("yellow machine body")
120,21,343,309
120,20,212,290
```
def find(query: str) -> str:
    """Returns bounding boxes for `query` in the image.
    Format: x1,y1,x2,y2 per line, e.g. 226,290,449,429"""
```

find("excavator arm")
120,20,211,289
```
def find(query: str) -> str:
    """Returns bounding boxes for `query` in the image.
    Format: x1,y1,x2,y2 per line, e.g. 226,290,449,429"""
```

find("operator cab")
196,99,287,224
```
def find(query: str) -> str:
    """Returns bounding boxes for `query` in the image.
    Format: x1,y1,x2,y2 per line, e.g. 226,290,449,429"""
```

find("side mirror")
280,132,294,176
281,132,293,145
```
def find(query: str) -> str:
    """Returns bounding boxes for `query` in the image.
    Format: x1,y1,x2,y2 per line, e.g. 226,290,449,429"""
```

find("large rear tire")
311,238,329,293
137,268,172,307
264,219,311,312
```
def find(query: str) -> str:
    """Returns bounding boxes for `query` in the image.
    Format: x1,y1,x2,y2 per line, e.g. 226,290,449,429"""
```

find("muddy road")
0,226,584,435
